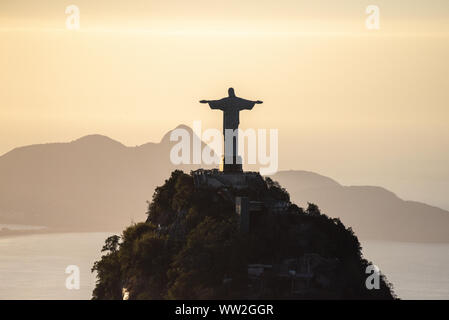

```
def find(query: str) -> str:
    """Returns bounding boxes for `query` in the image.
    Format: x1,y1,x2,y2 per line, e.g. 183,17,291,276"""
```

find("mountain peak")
72,134,125,147
160,124,193,144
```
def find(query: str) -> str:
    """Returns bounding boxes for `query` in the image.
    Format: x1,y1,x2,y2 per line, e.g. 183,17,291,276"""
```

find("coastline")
0,227,120,239
2,224,449,244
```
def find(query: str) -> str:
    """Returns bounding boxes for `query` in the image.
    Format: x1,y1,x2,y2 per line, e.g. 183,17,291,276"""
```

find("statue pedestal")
219,155,243,173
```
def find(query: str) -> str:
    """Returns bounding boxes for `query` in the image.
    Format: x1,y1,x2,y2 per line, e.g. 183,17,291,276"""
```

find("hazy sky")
1,0,448,209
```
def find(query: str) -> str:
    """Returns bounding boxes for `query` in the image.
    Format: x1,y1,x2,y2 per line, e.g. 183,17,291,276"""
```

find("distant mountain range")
272,171,449,242
1,125,448,242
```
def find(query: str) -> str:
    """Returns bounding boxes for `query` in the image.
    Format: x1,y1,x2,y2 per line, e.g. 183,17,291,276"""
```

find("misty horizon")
2,125,447,212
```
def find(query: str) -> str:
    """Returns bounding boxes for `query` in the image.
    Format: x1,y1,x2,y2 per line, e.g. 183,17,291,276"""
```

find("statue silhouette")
200,88,262,135
200,88,262,172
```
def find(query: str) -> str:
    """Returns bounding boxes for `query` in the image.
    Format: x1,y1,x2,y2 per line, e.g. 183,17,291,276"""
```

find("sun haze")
1,0,448,209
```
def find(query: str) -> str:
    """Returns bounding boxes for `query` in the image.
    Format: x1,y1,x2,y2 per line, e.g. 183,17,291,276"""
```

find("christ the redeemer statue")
200,88,262,172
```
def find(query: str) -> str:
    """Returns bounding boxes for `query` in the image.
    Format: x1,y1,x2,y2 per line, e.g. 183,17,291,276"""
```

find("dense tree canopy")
92,170,395,300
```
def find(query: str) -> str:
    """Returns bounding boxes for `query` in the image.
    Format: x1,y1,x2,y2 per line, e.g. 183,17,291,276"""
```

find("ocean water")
0,233,448,300
362,240,449,300
0,232,114,300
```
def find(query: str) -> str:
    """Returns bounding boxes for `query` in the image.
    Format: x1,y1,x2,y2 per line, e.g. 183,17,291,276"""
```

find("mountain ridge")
0,127,448,242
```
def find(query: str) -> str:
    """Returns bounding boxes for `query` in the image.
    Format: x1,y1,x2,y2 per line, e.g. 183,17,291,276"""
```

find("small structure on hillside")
192,168,289,234
247,254,339,298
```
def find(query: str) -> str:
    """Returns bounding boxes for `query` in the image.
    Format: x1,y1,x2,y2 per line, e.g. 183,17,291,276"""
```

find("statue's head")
228,88,235,97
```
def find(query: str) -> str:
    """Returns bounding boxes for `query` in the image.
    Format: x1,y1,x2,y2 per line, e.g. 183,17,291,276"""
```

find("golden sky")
0,0,449,208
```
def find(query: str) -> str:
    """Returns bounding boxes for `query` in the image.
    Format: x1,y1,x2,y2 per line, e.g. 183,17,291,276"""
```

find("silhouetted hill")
0,128,448,241
0,125,214,230
273,170,449,242
92,170,396,300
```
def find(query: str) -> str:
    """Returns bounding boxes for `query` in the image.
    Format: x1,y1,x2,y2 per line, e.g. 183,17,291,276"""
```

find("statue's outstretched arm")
239,98,263,110
199,99,223,110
